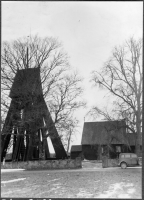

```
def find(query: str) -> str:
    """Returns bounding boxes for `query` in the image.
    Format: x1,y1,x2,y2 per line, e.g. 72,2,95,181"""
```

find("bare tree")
1,35,85,152
62,119,79,154
48,72,85,130
91,37,142,155
1,35,69,121
86,106,114,122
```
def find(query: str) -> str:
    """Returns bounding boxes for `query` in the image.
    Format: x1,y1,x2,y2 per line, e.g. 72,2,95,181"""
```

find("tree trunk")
135,125,141,156
67,129,72,154
135,110,141,156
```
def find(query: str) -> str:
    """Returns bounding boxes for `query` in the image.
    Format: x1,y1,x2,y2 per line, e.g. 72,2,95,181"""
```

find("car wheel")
120,162,127,169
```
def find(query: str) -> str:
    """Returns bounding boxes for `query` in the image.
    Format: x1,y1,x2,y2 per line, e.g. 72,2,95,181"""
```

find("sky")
2,1,143,151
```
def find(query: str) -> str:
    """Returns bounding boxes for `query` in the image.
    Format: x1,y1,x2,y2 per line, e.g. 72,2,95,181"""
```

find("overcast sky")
2,1,143,148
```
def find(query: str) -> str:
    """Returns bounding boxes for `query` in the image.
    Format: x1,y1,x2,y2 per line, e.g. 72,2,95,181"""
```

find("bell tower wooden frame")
1,67,67,162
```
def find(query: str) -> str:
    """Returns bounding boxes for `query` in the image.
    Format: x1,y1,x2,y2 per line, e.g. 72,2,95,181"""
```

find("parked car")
118,153,140,169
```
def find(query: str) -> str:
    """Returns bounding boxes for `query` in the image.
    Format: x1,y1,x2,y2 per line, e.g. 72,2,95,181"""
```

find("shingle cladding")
81,120,135,146
9,67,43,98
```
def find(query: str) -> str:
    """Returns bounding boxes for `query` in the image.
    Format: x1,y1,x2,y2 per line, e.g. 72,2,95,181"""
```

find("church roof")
81,120,136,146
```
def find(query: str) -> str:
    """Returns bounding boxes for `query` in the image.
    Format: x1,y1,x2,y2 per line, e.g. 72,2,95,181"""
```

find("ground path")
1,161,142,198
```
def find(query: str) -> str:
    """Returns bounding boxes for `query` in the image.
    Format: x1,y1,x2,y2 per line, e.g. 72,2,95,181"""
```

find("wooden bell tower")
1,67,67,162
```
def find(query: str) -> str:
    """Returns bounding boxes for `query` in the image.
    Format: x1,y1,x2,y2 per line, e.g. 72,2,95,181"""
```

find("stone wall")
1,158,82,170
